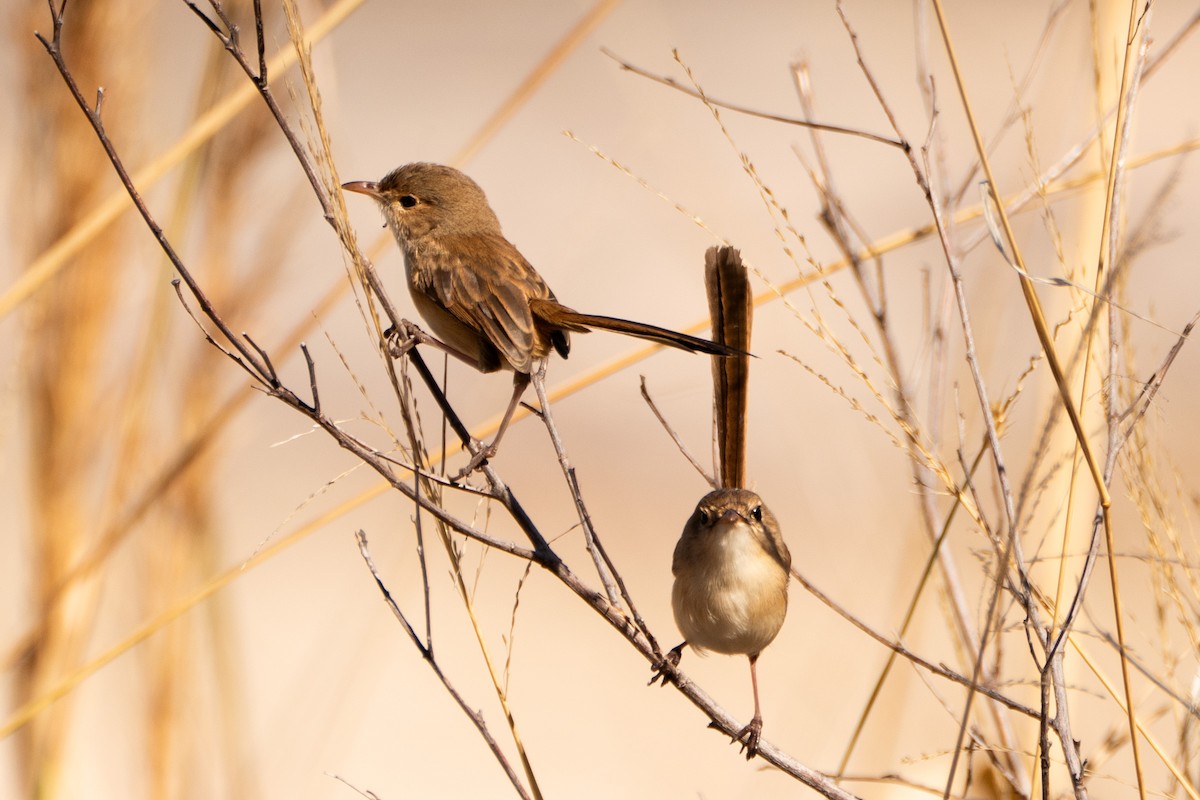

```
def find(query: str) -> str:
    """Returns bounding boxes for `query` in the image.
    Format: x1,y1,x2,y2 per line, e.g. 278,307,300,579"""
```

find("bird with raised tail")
659,246,790,758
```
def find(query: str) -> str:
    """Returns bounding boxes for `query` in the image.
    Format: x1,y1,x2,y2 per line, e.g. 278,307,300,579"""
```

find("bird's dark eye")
751,505,763,522
399,195,418,208
698,509,712,525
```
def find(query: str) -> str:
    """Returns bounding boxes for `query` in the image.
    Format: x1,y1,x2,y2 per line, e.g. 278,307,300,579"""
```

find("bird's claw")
731,716,763,759
648,643,685,687
708,716,763,758
383,321,423,359
450,442,495,482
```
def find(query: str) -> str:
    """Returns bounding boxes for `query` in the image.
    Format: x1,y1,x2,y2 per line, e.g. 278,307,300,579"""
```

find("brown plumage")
663,246,790,758
706,245,754,490
672,489,790,655
343,163,738,476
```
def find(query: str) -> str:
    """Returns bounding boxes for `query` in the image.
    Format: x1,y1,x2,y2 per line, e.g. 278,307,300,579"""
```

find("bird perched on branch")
343,163,738,476
659,246,791,758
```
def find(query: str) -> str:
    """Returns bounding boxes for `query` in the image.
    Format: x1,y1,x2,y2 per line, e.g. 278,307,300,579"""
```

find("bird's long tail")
705,246,753,491
529,299,744,357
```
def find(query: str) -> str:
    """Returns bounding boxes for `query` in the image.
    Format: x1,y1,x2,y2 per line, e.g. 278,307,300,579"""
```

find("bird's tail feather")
705,246,752,490
530,299,744,357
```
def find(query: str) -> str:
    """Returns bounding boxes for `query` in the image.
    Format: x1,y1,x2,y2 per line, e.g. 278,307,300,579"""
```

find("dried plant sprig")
639,376,718,489
563,130,1200,452
2,0,367,323
947,0,1074,207
530,361,664,656
354,529,534,800
789,568,1036,719
920,0,1168,794
819,14,1046,790
978,185,1186,338
602,47,906,150
836,439,993,776
528,359,621,608
791,61,1034,786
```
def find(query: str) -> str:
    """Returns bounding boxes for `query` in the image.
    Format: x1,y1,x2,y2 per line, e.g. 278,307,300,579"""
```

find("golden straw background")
3,1,1200,798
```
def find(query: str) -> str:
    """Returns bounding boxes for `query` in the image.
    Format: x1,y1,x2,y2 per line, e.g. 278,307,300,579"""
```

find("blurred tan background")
3,1,1199,797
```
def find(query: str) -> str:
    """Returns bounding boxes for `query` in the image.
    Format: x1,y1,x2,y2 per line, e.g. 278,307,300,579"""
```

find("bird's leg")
451,371,531,480
729,653,766,758
649,641,687,686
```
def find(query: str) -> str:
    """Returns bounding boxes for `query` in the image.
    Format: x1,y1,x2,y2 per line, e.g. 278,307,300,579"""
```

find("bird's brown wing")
417,232,556,374
756,509,792,572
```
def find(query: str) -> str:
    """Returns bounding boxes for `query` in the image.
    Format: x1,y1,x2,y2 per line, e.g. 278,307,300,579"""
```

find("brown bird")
661,246,791,758
670,488,791,757
343,163,737,476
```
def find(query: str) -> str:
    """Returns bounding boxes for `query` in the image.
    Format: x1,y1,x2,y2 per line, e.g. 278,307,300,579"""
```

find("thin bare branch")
354,530,534,800
602,47,906,150
639,376,717,488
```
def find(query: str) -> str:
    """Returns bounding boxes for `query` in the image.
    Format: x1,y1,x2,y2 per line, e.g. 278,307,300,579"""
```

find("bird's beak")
341,180,382,200
720,509,743,525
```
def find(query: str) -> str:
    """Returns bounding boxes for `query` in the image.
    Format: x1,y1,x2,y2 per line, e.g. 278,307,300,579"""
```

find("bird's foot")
384,319,433,359
731,715,763,759
451,442,496,482
648,643,685,687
